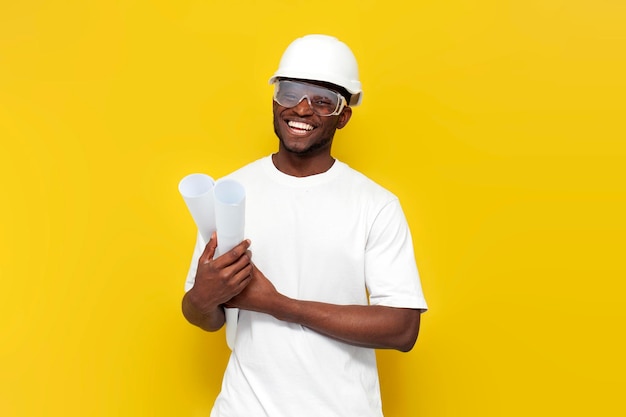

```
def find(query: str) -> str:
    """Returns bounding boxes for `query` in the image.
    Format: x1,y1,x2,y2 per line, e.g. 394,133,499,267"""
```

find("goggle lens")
274,80,346,116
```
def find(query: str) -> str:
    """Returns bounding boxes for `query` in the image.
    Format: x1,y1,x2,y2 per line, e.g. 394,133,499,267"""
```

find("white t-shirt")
184,156,428,417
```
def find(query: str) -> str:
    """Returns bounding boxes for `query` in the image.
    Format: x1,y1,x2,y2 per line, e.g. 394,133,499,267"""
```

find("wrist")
268,293,298,323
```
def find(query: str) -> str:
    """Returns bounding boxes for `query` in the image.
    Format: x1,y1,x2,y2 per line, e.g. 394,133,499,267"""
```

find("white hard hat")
269,34,363,106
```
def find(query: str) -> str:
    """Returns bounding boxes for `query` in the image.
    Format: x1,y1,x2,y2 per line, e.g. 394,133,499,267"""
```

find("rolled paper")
213,177,246,350
214,178,246,255
178,173,216,244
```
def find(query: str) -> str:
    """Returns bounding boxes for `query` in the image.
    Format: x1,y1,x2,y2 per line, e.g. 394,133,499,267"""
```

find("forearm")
268,295,421,352
181,289,226,332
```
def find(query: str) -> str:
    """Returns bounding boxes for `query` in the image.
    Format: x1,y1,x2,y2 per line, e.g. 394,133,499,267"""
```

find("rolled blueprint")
178,173,216,244
213,177,246,350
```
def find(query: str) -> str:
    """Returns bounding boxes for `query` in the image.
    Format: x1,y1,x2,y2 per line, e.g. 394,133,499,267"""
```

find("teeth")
288,121,313,131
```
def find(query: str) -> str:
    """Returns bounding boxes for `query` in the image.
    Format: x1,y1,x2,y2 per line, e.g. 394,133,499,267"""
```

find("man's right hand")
181,233,252,331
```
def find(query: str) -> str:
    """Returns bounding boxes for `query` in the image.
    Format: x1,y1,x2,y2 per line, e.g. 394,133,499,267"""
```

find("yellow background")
1,1,625,416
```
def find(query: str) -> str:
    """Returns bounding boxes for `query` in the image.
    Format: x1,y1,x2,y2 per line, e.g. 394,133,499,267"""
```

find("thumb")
199,231,218,263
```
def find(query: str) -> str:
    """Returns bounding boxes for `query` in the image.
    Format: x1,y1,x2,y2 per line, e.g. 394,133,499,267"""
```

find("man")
182,34,428,417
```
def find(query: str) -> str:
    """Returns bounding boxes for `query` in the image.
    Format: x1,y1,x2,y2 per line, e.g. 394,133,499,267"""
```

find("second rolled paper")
214,178,246,255
213,178,246,350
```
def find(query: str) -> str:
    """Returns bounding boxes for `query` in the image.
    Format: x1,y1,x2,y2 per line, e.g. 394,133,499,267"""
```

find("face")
272,80,352,157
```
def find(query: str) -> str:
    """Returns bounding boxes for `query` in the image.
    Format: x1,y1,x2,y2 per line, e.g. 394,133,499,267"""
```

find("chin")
279,138,311,155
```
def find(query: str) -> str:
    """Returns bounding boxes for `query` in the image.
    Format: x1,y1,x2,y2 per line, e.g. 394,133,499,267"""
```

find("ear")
336,107,352,129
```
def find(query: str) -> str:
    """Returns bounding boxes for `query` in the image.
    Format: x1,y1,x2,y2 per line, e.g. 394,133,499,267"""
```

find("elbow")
395,309,422,352
397,333,418,352
181,291,225,332
396,331,417,353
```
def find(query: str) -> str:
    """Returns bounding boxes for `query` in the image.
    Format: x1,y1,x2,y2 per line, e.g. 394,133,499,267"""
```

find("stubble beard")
273,120,335,157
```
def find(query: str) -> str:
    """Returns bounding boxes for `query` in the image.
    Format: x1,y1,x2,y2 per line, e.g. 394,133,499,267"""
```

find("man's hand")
225,264,280,312
181,233,252,331
194,233,253,307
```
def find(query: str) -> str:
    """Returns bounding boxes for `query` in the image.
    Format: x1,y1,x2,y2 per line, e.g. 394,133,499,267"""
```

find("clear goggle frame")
273,80,347,116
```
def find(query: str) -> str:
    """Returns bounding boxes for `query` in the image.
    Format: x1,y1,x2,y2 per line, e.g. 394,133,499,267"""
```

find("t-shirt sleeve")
364,199,428,311
184,231,205,293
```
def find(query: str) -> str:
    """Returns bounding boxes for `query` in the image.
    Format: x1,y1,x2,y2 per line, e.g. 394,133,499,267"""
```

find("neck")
271,152,335,177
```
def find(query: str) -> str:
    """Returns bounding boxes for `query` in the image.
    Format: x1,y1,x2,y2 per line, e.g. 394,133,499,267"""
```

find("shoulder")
335,160,399,205
222,156,271,182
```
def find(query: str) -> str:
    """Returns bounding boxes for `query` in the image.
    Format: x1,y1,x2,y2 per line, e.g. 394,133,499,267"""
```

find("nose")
293,96,314,115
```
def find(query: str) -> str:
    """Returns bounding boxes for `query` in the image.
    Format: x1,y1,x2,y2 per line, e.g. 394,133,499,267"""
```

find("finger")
213,239,251,268
221,249,252,280
232,263,253,285
230,271,253,301
199,232,218,264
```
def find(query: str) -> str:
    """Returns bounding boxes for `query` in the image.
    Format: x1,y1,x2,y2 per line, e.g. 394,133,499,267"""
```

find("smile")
287,121,314,132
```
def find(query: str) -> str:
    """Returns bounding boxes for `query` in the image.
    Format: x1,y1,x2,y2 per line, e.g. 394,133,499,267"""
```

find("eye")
279,91,299,103
312,96,334,106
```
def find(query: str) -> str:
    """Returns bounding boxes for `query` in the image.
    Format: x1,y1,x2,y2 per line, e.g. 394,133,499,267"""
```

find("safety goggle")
273,80,347,116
